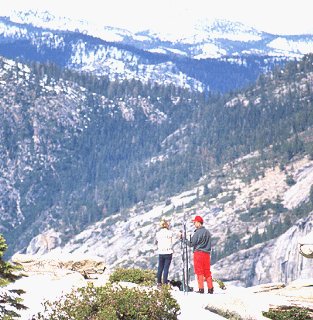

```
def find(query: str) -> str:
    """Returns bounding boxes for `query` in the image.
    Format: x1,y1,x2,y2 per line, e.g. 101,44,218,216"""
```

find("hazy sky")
1,0,313,35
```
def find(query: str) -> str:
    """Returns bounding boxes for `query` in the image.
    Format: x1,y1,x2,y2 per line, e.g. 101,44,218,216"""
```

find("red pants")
193,251,213,290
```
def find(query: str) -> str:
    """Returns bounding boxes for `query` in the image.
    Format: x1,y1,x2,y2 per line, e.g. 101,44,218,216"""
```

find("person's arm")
188,232,198,247
181,230,197,247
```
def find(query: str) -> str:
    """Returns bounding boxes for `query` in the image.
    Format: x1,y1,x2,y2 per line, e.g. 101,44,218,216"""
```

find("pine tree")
0,234,27,319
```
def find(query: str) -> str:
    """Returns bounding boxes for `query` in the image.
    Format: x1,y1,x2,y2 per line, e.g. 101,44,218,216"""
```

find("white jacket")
156,228,173,254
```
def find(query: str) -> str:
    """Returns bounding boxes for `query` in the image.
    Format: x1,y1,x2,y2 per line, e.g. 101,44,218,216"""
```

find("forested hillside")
1,53,313,258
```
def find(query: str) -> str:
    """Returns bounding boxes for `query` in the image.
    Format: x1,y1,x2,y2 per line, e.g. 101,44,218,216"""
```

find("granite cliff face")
213,213,313,287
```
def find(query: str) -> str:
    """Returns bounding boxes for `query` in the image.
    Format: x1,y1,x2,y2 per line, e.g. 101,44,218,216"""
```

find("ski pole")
180,234,186,292
188,234,192,291
184,221,189,293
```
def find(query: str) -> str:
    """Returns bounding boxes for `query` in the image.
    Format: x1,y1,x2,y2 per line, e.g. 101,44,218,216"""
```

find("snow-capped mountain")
6,10,313,59
0,16,206,92
0,12,297,94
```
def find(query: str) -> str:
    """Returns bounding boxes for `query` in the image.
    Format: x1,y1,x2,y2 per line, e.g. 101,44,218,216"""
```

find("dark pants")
157,253,172,284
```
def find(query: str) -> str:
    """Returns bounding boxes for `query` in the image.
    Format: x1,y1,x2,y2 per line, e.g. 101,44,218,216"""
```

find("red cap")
192,215,203,223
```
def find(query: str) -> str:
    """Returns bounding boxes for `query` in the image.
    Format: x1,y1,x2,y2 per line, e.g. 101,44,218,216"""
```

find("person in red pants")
182,215,214,294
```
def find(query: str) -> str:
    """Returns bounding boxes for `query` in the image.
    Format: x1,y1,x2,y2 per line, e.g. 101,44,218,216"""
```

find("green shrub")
34,283,180,320
263,306,312,319
213,278,226,290
109,267,156,286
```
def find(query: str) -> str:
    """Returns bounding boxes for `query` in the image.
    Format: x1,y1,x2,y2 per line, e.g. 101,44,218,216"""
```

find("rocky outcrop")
6,254,313,320
212,213,313,287
12,252,106,279
25,230,62,255
6,254,108,320
204,279,313,320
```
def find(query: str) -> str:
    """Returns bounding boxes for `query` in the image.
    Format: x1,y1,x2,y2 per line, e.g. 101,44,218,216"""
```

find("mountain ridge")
5,10,313,59
0,15,294,94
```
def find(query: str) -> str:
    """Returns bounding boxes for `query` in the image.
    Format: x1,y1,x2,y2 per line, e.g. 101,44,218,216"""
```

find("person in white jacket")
155,219,173,287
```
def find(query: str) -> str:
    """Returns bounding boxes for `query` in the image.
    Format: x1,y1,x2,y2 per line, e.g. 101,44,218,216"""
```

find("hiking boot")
208,288,214,294
157,283,162,289
196,288,204,294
